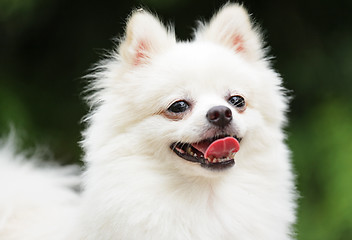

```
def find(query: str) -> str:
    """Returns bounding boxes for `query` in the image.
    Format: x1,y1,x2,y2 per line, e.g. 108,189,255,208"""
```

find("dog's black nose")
206,106,232,128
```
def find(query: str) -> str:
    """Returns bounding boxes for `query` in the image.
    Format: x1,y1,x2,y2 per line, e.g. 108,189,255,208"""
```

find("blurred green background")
1,0,351,239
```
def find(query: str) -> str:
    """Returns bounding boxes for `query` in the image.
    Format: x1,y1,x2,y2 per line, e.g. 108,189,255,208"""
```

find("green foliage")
290,99,352,239
0,85,31,130
0,0,41,21
141,0,188,9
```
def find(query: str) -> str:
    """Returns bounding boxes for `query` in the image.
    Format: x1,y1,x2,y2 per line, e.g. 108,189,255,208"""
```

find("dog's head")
85,4,288,178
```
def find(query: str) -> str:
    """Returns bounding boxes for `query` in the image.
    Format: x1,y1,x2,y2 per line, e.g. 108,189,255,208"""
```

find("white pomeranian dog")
0,4,296,240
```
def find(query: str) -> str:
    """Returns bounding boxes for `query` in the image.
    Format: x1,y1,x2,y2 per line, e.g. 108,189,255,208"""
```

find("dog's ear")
119,9,176,66
196,4,264,62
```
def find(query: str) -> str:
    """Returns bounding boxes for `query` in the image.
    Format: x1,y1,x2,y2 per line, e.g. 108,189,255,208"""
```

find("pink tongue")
192,137,240,159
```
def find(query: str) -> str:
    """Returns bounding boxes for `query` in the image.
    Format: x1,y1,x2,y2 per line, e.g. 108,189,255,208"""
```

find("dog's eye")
229,95,246,109
168,101,190,113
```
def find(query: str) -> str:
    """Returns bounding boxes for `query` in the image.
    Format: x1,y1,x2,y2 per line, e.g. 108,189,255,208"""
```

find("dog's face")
87,5,287,177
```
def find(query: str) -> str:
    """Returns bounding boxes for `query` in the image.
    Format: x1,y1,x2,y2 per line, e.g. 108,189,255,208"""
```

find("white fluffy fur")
0,136,80,240
0,4,296,240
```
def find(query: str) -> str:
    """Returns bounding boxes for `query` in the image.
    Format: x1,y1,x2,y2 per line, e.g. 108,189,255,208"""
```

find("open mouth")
170,135,241,171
